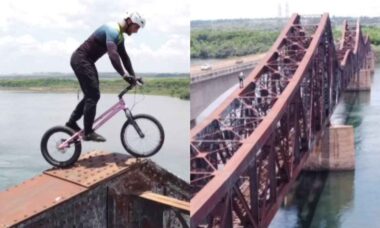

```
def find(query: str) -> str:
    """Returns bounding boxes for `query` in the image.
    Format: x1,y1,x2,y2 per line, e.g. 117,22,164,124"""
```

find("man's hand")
123,75,136,85
123,75,144,86
135,77,144,85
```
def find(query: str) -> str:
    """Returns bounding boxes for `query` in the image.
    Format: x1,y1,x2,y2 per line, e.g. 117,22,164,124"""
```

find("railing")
191,61,257,83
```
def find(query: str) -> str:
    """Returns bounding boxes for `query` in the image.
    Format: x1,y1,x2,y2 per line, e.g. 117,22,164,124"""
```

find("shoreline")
0,77,190,99
0,87,189,100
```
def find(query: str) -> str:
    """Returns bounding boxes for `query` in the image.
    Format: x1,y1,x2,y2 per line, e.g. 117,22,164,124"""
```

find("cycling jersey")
73,22,134,76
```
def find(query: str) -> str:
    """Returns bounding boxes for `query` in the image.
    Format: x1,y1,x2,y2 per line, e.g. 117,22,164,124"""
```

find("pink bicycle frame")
58,98,128,149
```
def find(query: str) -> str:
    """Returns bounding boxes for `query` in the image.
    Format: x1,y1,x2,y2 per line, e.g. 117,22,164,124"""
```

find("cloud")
95,34,190,73
0,35,79,56
0,0,87,30
132,35,190,72
0,34,81,73
0,33,189,74
190,0,380,20
0,0,189,74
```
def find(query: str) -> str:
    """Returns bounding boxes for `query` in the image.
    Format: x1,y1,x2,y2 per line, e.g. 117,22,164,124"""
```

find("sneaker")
83,132,106,142
65,121,81,132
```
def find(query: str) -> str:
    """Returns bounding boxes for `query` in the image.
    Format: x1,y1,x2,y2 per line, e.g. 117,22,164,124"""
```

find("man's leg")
66,99,84,132
67,56,105,141
68,99,85,123
66,57,89,132
83,84,100,135
82,83,106,142
76,62,106,142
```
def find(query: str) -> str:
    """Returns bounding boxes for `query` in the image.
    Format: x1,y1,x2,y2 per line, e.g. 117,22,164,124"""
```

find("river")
270,65,380,227
0,91,189,191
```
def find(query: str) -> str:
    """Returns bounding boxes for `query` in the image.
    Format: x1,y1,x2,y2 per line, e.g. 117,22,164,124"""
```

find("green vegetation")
362,26,380,46
191,29,279,59
333,26,380,61
0,77,190,100
362,26,380,61
191,17,380,62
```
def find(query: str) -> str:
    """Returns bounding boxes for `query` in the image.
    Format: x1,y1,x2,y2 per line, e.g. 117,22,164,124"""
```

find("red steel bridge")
190,13,374,227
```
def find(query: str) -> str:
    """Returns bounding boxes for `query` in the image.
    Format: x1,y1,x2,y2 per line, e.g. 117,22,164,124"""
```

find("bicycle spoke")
46,132,75,162
123,116,163,156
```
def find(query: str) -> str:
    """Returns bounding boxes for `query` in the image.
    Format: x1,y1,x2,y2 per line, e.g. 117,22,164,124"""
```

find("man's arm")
106,41,125,76
118,44,135,77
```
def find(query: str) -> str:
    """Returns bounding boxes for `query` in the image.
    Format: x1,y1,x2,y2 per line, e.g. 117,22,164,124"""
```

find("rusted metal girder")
190,13,373,227
0,151,191,228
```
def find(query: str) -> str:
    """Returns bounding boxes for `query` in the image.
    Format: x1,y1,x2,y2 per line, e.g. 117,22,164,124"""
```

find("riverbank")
0,77,190,99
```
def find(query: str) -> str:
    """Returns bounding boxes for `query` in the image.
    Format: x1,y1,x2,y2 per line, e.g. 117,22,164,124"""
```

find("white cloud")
0,0,87,30
0,0,190,74
191,0,380,20
0,34,81,74
0,35,79,56
95,35,190,73
139,0,190,33
132,35,189,58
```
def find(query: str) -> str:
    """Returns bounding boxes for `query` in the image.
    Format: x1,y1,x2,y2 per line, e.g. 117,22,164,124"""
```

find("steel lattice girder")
190,13,373,228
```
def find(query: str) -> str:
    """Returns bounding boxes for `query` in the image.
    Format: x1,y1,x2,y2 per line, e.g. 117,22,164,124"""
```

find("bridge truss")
190,13,373,228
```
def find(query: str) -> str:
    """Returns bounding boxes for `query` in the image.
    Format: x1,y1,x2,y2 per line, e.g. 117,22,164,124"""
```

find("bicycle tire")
120,114,165,157
40,126,82,168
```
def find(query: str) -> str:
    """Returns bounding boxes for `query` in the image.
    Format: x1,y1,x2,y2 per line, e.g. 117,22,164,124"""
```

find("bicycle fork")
124,109,145,138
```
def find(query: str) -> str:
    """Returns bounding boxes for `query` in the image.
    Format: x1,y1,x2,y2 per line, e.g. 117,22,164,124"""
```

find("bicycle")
40,80,165,168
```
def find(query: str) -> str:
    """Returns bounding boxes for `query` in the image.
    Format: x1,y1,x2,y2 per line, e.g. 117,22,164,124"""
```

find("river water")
271,65,380,227
0,91,189,191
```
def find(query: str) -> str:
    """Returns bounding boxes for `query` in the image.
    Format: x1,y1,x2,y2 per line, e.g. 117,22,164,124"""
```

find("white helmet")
125,12,146,28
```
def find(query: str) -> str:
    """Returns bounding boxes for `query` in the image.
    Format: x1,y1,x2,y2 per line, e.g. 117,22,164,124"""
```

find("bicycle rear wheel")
40,126,82,168
120,114,164,157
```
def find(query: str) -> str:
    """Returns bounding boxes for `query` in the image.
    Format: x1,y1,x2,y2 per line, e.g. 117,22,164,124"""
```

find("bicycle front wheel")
40,126,82,168
121,114,165,157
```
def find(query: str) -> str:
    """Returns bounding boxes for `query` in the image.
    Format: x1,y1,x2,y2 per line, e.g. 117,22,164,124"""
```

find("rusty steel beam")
0,151,191,228
190,13,373,228
0,174,87,227
137,191,190,212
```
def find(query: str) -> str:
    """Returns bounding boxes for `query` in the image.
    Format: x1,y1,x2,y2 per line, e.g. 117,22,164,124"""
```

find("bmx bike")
40,82,165,168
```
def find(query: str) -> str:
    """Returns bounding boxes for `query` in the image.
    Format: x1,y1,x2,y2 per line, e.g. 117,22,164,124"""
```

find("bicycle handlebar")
118,78,143,99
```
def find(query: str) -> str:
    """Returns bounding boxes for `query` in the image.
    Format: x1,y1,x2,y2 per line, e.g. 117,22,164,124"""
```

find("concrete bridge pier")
346,51,376,91
347,69,373,91
304,125,355,171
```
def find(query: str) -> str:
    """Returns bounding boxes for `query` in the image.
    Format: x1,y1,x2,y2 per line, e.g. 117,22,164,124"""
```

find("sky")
191,0,380,20
0,0,190,74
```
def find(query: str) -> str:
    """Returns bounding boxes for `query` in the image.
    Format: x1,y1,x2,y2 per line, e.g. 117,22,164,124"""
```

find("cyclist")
65,12,145,142
238,71,244,88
